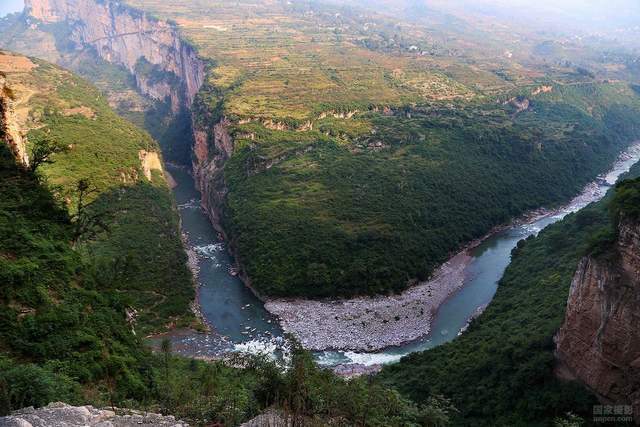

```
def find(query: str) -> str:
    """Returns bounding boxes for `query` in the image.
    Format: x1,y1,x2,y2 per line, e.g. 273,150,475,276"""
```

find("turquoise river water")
165,143,640,367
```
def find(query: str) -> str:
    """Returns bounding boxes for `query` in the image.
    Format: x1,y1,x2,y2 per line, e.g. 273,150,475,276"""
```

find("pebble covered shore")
264,144,640,353
265,251,472,352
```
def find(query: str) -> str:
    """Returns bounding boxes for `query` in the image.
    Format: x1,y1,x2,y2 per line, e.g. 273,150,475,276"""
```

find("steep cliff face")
0,74,29,165
24,0,229,229
192,117,233,233
25,0,205,112
555,217,640,419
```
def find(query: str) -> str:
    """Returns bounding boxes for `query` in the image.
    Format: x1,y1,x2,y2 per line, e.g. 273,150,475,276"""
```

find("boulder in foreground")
0,402,188,427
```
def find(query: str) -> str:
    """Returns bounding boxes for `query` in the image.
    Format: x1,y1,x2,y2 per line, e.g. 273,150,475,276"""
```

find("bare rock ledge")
0,402,188,427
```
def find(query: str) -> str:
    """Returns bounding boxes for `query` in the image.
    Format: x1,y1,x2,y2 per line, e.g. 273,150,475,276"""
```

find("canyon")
20,0,640,356
22,0,234,260
3,0,640,424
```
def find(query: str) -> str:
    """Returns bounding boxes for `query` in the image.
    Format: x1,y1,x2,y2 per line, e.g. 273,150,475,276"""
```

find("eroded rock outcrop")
24,0,230,225
0,75,29,165
192,117,233,234
138,149,163,181
25,0,205,112
504,95,530,114
555,217,640,420
0,402,188,426
240,410,290,427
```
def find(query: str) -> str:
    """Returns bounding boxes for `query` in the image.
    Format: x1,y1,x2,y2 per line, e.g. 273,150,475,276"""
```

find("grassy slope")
222,84,640,297
116,0,640,299
378,161,640,426
0,139,285,424
0,137,151,411
7,2,640,299
1,53,194,334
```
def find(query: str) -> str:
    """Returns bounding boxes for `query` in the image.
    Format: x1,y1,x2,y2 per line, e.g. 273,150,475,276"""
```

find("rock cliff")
0,76,28,165
555,216,640,420
0,402,188,426
25,0,230,236
192,117,233,233
25,0,205,112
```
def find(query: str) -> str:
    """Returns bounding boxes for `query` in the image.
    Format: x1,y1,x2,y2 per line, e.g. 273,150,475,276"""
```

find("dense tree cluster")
0,140,456,425
379,162,640,426
224,83,640,298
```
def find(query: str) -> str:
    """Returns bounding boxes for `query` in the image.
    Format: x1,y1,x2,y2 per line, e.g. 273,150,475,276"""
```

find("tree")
415,396,458,427
288,346,311,424
160,338,172,412
554,412,585,427
70,179,109,245
28,136,67,174
161,338,172,380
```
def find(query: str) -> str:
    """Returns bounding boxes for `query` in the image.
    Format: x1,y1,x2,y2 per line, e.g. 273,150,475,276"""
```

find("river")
164,143,640,367
164,164,285,358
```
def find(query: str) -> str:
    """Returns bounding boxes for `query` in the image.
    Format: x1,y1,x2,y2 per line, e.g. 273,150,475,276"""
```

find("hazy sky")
428,0,640,31
0,0,24,18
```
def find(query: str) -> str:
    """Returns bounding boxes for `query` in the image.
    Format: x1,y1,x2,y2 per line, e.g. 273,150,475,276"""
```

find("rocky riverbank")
264,142,640,353
156,142,640,357
265,251,473,352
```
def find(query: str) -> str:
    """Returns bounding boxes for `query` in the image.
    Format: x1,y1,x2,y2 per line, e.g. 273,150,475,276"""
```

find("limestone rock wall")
555,217,640,420
192,117,233,234
25,0,205,112
0,75,29,165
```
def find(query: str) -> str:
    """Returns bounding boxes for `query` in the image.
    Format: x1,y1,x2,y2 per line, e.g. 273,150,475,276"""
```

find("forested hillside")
7,0,640,300
0,52,194,333
0,118,149,412
0,49,188,411
223,83,640,297
379,161,640,425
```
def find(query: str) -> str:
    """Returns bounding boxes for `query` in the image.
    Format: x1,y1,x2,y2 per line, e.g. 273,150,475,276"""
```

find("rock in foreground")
0,402,188,427
240,410,289,427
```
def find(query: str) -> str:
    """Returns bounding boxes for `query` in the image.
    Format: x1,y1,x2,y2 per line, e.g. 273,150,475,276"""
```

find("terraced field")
114,0,640,299
127,0,479,122
6,0,640,300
